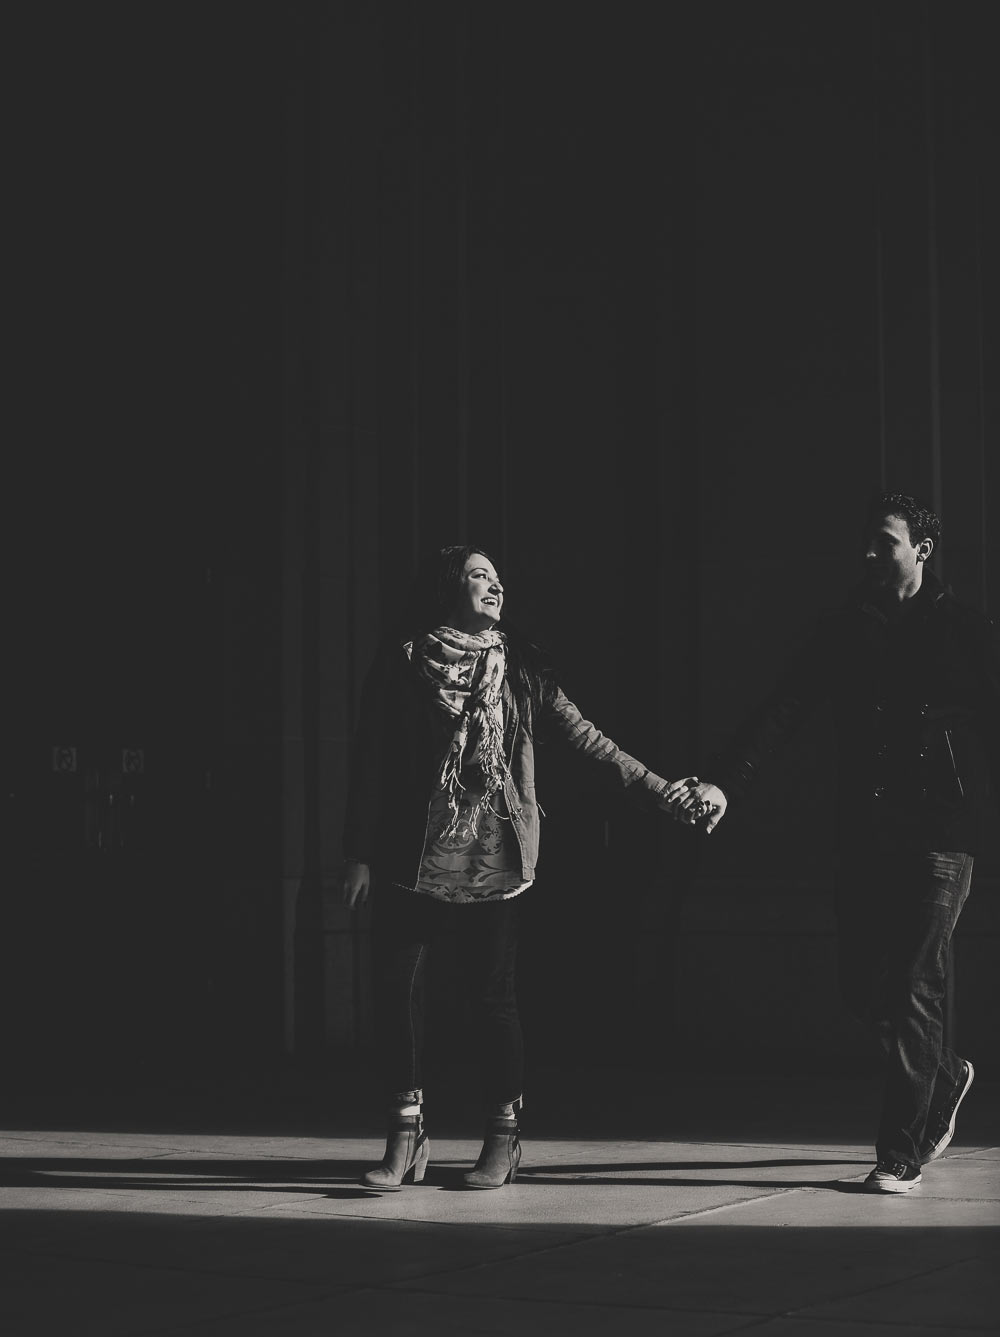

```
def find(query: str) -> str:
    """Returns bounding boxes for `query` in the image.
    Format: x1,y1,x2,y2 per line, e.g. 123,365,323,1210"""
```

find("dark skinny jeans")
835,847,972,1169
373,883,523,1107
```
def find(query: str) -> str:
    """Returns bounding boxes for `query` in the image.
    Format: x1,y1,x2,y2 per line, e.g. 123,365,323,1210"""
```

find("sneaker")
921,1059,975,1163
865,1160,922,1193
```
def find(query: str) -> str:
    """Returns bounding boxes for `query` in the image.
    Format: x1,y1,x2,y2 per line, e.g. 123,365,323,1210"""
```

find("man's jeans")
836,849,973,1169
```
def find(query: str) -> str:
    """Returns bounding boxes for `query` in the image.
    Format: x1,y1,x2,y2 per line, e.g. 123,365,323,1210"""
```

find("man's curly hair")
869,492,942,548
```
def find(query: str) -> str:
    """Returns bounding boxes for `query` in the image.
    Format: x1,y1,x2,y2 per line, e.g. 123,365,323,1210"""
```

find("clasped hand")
663,778,728,834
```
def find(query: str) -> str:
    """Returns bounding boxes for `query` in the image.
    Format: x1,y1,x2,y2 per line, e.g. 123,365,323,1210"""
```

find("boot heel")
408,1135,430,1184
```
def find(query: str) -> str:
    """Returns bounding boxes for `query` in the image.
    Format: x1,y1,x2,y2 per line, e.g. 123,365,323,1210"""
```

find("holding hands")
669,780,728,833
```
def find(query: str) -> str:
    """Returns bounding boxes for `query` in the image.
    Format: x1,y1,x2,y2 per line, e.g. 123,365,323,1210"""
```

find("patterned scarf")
412,626,511,840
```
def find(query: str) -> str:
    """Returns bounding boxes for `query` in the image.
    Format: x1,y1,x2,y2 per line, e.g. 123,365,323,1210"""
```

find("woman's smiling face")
448,553,504,632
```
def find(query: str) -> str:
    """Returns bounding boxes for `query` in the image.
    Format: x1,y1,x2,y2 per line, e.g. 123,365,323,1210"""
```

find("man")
679,493,999,1192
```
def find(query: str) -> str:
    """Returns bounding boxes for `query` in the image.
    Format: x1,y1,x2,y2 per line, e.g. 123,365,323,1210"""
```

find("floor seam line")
376,1282,774,1317
645,1182,830,1227
93,1289,353,1337
0,1244,345,1289
773,1251,991,1323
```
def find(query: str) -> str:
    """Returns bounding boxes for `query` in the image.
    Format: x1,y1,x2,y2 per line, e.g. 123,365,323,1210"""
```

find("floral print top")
403,760,533,903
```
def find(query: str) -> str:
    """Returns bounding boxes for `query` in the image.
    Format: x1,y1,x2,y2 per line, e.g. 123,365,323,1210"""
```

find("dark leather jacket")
344,640,678,888
714,570,1000,852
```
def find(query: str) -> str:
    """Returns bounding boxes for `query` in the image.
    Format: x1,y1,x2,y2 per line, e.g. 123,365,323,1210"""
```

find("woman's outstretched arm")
542,688,695,813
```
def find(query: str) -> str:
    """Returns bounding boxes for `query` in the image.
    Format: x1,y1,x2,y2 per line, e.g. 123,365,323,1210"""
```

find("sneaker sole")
867,1174,922,1193
924,1060,975,1163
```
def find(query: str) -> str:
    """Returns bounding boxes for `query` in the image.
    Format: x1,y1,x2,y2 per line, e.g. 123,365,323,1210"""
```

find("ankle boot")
463,1098,522,1189
362,1089,430,1190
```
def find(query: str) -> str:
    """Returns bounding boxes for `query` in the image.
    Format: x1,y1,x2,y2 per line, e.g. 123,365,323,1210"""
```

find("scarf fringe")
414,627,513,840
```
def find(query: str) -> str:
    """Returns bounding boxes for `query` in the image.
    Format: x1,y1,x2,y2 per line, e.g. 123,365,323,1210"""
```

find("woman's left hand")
342,859,371,909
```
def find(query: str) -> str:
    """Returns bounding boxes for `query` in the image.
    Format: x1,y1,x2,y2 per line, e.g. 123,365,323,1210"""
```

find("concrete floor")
1,1069,997,1336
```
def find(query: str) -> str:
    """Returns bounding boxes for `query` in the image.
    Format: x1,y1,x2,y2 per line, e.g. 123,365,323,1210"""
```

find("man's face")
863,513,924,596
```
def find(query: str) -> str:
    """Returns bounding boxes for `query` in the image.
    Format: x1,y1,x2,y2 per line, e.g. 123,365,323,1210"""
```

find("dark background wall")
6,1,997,1095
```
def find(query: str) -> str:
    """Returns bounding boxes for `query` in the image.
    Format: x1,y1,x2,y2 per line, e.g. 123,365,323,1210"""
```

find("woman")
342,545,700,1190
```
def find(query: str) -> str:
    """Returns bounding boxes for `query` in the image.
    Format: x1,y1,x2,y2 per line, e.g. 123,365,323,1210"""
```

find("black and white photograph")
3,1,998,1334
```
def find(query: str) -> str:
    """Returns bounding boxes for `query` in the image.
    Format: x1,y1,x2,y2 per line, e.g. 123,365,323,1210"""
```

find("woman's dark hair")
406,543,556,731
